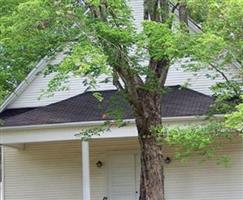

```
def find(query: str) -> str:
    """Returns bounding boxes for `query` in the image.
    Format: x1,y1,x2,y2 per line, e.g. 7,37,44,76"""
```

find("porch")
2,138,140,200
1,137,243,200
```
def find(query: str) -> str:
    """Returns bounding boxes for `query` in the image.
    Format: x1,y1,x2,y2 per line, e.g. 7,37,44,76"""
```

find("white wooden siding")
7,73,115,109
128,0,144,31
164,140,243,200
3,138,243,200
4,141,83,200
8,62,233,109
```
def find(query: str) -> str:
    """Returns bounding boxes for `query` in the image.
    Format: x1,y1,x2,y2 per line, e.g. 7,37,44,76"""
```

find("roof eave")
0,114,225,131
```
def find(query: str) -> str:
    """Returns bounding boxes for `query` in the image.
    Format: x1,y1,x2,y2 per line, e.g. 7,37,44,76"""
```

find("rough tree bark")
135,91,166,200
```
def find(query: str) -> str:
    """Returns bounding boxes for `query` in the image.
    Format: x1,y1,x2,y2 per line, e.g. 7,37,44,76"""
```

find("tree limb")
209,63,240,96
171,2,179,13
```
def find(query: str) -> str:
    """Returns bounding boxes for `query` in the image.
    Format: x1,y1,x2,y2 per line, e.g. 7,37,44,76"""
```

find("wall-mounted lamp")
96,161,103,168
164,157,171,164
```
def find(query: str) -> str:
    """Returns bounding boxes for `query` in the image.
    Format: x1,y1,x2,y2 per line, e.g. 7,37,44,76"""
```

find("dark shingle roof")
0,108,35,120
0,86,213,127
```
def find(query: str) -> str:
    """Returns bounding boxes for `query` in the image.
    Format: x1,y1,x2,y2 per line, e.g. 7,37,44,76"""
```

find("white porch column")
82,141,91,200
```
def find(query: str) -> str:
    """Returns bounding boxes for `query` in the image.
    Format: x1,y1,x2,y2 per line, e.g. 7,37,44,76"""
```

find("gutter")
0,115,224,131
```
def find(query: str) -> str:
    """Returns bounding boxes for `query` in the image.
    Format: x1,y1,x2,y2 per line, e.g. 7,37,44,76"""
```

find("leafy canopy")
0,0,242,102
0,0,242,162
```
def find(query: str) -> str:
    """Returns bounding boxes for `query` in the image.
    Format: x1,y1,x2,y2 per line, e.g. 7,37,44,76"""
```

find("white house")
0,1,242,200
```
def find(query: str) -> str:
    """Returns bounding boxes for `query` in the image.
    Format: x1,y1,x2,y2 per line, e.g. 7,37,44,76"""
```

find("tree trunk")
134,93,165,200
138,134,165,200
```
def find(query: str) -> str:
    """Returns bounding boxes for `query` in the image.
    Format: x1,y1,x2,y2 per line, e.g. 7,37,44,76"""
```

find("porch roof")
0,86,213,127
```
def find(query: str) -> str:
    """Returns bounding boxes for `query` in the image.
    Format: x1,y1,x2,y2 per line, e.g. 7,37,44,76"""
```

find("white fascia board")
0,123,138,144
0,115,224,145
0,46,72,113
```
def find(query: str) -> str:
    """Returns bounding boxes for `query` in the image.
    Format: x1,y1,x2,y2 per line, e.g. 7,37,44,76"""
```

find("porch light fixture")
164,157,171,164
96,161,103,168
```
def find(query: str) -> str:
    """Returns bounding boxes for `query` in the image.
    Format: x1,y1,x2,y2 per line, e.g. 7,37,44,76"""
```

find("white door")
108,153,140,200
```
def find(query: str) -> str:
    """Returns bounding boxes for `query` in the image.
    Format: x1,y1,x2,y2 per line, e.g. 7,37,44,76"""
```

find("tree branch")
209,63,240,96
112,70,125,91
178,1,188,27
171,2,179,13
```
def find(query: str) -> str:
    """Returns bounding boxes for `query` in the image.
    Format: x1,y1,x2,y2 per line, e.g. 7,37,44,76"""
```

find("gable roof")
0,5,223,113
0,56,50,113
0,48,72,113
0,86,213,127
